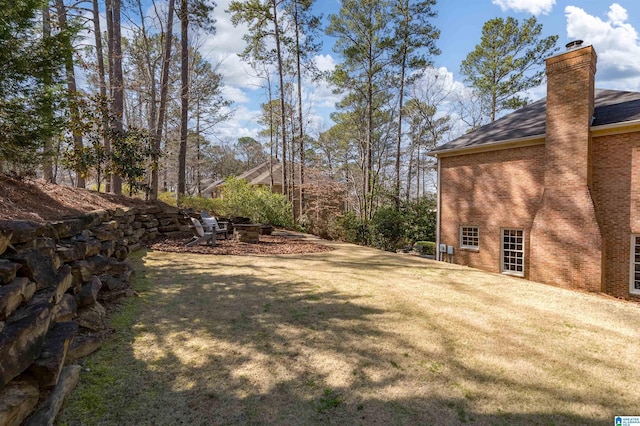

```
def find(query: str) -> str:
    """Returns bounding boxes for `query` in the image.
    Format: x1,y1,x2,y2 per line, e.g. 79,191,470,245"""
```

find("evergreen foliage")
460,16,558,121
0,0,70,169
219,177,294,227
338,195,436,251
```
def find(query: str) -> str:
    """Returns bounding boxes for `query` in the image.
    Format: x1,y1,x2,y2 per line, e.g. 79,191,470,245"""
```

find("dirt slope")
0,175,148,222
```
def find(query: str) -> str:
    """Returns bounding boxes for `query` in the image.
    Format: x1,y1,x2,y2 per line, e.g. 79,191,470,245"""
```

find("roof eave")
428,134,545,158
591,118,640,136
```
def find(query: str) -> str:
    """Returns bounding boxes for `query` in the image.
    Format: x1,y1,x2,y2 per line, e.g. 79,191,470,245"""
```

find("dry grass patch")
59,240,640,425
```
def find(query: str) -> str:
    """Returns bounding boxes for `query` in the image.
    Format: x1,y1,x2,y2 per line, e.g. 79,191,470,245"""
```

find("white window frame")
460,226,479,250
501,228,525,277
630,235,640,295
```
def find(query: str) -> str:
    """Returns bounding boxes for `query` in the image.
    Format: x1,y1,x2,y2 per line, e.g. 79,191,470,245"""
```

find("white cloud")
204,105,261,143
220,85,250,104
565,4,640,90
607,3,628,25
492,0,556,15
314,54,336,73
308,81,341,110
195,0,264,90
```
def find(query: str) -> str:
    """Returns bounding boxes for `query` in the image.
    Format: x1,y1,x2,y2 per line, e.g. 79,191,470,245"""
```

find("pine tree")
0,0,69,171
327,0,394,220
461,16,558,122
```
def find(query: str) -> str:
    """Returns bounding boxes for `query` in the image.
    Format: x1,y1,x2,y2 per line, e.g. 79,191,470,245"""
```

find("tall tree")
284,0,322,218
190,48,231,196
271,0,288,199
177,0,189,198
236,137,266,167
0,0,68,171
327,0,394,220
176,0,216,200
106,0,124,194
150,0,176,200
229,0,289,198
55,0,85,187
92,0,109,190
42,3,55,183
388,0,440,208
460,16,558,122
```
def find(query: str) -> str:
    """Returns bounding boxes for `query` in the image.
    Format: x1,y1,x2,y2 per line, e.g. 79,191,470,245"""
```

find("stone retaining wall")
0,202,190,425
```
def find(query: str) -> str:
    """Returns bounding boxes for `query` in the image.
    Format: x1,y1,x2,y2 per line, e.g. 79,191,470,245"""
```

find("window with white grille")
502,229,524,276
631,235,640,295
460,226,479,250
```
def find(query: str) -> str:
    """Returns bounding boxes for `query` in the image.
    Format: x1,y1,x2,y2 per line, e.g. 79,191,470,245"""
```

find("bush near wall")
169,178,295,228
414,241,436,255
337,196,437,252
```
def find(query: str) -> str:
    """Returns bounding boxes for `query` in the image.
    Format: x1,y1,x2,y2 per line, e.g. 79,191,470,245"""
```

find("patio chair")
186,217,215,247
200,212,229,240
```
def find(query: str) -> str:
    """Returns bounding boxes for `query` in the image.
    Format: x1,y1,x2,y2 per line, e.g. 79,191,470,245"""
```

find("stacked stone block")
0,203,191,425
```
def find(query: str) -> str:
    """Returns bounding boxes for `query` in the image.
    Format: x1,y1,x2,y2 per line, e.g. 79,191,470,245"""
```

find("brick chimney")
529,42,603,291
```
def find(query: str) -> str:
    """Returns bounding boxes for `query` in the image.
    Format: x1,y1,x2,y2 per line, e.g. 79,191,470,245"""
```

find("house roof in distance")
203,160,299,195
429,89,640,156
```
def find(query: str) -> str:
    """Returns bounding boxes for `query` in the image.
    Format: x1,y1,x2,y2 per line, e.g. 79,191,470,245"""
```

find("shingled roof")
430,89,640,156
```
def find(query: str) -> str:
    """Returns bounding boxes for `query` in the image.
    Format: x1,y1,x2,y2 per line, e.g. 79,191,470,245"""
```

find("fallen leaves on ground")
0,174,148,221
147,235,335,255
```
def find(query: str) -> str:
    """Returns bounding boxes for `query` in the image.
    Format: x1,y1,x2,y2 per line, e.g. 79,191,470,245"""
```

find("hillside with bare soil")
0,175,151,222
0,174,332,255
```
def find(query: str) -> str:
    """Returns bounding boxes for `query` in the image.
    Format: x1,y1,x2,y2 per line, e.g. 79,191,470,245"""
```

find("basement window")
631,235,640,295
501,229,524,277
460,226,479,250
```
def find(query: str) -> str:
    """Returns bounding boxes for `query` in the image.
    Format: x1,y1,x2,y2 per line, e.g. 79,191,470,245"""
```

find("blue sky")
191,0,640,142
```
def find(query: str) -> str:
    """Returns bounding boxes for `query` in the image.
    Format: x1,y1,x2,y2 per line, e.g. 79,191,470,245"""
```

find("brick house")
429,42,640,300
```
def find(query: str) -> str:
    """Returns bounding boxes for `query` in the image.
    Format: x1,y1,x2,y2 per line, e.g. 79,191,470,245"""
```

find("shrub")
414,241,436,255
334,195,437,253
178,195,224,214
219,177,294,227
401,195,436,243
157,191,177,206
337,211,368,244
369,206,406,251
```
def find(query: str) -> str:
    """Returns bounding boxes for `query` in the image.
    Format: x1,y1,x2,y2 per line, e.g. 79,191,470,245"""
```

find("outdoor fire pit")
233,223,261,243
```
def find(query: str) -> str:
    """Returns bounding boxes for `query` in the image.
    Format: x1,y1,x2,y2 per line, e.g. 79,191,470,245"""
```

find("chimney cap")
566,40,584,50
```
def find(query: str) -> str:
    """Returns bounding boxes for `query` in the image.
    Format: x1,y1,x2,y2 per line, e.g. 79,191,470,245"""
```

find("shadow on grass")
58,247,632,425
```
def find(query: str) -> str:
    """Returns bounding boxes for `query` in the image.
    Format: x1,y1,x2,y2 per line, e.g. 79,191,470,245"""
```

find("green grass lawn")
59,237,640,425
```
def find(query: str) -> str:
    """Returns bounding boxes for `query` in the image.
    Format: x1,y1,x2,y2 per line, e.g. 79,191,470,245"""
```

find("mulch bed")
147,234,335,255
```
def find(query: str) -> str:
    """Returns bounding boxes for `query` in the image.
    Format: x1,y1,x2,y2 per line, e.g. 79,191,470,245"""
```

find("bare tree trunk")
136,0,158,199
293,1,305,219
416,143,421,198
272,0,287,198
56,0,85,188
196,100,201,196
92,0,108,192
150,0,175,200
395,44,407,209
406,143,414,201
177,0,189,200
106,0,124,194
42,5,54,183
266,72,274,189
365,71,373,220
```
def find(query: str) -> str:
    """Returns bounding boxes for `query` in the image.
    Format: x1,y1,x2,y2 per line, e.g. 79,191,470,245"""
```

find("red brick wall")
439,133,640,300
529,45,603,292
438,45,639,299
544,46,596,187
439,145,545,276
592,131,640,300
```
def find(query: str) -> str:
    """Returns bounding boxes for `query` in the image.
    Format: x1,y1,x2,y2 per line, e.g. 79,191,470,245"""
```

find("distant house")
203,160,297,198
429,41,640,300
204,161,345,223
